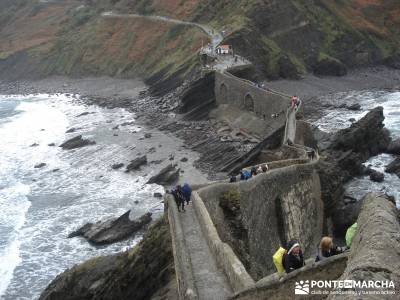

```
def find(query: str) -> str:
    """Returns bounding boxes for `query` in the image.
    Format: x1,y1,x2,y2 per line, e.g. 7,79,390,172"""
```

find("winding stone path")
180,203,232,300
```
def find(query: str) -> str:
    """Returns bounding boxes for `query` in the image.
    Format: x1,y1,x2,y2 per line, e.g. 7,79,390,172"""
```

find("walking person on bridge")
172,185,185,212
283,239,305,273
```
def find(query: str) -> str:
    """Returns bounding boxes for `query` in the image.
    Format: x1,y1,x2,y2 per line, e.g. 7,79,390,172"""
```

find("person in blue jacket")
182,183,192,205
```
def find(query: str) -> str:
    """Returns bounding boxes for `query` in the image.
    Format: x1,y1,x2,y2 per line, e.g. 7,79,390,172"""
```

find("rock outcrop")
59,135,96,150
125,155,147,172
317,107,391,236
68,211,152,245
327,193,400,299
386,138,400,155
40,216,176,300
369,170,385,182
147,164,180,185
385,157,400,178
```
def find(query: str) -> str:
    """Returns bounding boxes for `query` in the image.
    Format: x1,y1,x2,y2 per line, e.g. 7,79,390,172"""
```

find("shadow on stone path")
180,203,233,300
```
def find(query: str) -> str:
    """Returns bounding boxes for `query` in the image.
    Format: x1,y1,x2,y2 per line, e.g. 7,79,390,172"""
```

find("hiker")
345,223,358,247
256,165,263,174
283,239,305,273
295,98,301,110
240,171,246,181
315,237,344,262
182,183,192,205
307,149,315,160
175,185,185,212
229,175,237,183
261,164,269,172
291,96,298,108
251,166,258,177
243,169,252,180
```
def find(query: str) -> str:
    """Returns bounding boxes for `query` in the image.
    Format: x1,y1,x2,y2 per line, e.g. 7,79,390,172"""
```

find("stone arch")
244,93,255,112
220,83,228,104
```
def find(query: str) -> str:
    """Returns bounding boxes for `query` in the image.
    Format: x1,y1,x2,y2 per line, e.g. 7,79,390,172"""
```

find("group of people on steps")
169,183,192,212
275,223,357,274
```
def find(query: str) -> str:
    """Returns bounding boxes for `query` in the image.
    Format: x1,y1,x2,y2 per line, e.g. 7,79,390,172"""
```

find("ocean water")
312,90,400,207
0,94,167,299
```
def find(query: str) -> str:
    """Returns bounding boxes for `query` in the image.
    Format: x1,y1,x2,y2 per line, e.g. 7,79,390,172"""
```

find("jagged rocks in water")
386,138,400,155
68,211,152,245
34,163,46,168
125,155,147,172
59,135,96,150
369,170,384,182
111,163,124,170
147,164,180,185
346,103,361,111
153,192,163,198
48,143,56,147
39,217,175,300
30,143,39,147
65,127,78,133
385,157,400,177
331,107,391,157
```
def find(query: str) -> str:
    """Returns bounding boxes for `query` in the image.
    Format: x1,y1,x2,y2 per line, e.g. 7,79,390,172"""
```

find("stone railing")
231,252,349,300
166,195,199,300
192,192,256,293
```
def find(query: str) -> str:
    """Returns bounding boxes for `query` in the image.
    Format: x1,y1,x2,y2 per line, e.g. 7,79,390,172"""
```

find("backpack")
273,247,286,273
345,222,358,247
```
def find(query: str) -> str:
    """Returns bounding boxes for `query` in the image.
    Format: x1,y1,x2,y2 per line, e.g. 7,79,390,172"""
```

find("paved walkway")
180,203,232,300
284,106,297,144
101,11,250,71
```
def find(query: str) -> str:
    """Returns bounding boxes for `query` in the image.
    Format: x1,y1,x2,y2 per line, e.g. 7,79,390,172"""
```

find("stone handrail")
166,195,199,300
230,252,349,300
191,192,256,293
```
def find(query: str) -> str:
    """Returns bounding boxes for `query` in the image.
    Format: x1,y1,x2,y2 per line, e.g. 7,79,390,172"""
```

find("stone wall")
231,253,348,300
214,71,290,119
328,194,400,299
166,195,198,300
198,162,323,280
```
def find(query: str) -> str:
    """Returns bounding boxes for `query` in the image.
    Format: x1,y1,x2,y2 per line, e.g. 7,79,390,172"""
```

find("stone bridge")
164,93,337,299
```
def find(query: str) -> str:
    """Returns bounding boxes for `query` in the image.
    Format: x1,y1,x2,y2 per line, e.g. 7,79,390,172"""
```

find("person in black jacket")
315,237,345,262
283,239,305,273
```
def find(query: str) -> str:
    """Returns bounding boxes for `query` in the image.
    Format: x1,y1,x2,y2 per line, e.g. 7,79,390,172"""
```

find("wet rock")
148,147,156,154
68,211,152,245
180,157,188,162
112,125,119,130
65,127,77,133
153,192,163,198
369,170,384,182
30,143,39,147
120,121,135,127
59,135,96,150
346,103,361,111
48,143,55,147
144,133,152,138
125,155,147,172
34,163,46,168
76,111,94,117
147,164,180,185
52,168,60,172
385,157,400,177
111,163,124,170
386,138,400,155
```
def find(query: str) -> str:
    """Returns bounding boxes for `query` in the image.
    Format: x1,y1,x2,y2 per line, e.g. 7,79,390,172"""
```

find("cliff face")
39,216,176,300
0,0,399,85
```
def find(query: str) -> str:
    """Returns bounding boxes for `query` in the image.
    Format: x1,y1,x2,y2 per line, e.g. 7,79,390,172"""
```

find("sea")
0,93,169,300
0,90,399,299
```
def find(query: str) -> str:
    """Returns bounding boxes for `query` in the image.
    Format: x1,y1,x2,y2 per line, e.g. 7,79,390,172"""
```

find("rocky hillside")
39,215,177,300
1,0,399,87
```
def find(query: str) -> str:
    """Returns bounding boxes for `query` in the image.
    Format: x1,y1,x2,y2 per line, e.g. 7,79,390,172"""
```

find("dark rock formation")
346,103,361,111
386,138,400,155
369,170,384,182
40,216,176,300
153,192,163,198
318,107,391,236
111,163,124,170
125,155,147,172
385,157,400,177
59,135,96,150
65,127,78,133
147,164,180,185
328,193,400,299
30,143,39,147
48,143,56,147
34,162,46,168
331,107,390,160
68,211,152,245
313,58,348,76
